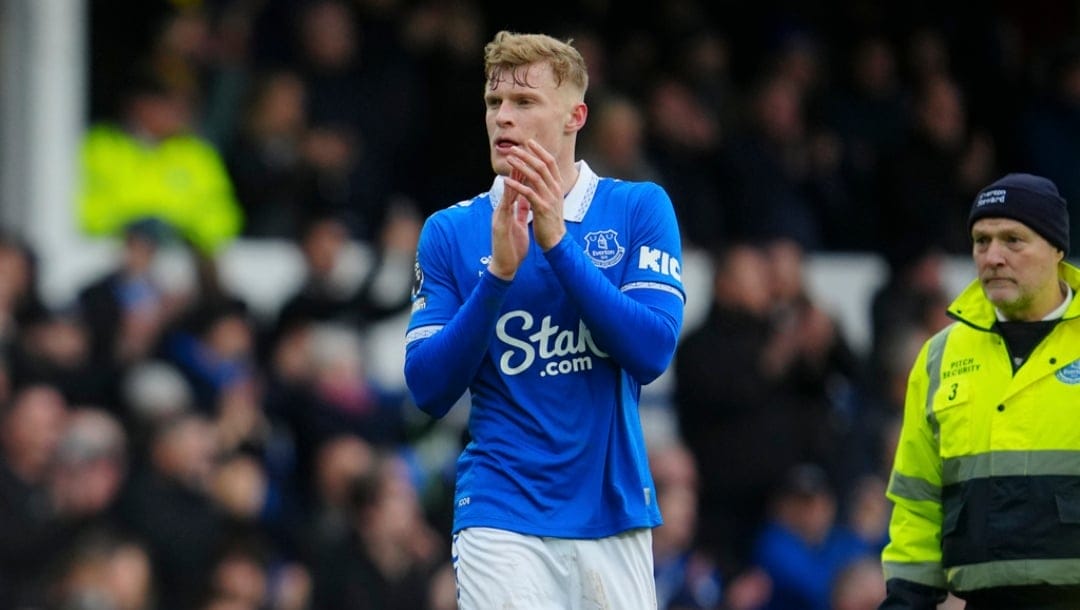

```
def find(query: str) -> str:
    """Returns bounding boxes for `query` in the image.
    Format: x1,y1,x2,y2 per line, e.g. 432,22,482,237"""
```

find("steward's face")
972,217,1064,320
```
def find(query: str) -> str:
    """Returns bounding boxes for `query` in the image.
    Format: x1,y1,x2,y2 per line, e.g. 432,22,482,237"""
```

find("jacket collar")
948,261,1080,330
487,161,599,223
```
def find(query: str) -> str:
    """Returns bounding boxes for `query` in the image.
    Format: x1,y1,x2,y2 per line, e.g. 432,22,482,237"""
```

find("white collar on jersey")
488,160,599,223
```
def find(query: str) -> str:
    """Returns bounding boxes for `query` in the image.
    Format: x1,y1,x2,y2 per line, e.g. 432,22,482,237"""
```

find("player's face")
484,61,576,176
972,217,1064,320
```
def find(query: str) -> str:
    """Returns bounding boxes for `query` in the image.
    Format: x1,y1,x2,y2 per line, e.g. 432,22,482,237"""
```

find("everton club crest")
583,230,625,268
1057,359,1080,385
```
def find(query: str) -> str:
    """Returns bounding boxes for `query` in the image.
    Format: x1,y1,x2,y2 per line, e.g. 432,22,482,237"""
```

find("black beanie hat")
969,173,1070,254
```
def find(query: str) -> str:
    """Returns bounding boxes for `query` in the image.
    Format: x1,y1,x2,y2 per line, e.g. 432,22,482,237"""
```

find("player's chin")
491,156,512,177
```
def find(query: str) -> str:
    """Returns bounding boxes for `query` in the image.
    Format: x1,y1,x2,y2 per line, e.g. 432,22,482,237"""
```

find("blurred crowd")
0,0,1078,608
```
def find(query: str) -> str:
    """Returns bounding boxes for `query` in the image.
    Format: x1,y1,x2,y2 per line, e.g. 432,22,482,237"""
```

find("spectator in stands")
77,220,189,417
878,73,995,257
78,66,243,256
305,322,406,445
160,298,267,456
50,407,129,528
46,529,155,610
870,245,952,372
120,360,196,448
580,94,661,183
141,5,254,150
79,220,172,364
117,410,225,610
22,410,132,607
203,541,272,610
210,452,279,541
302,434,376,548
764,237,861,487
401,0,492,218
843,474,891,553
671,27,737,136
0,394,132,605
0,384,69,608
262,316,409,542
274,209,418,334
645,76,729,249
226,69,319,238
1019,38,1080,243
144,8,217,118
866,246,951,390
9,309,113,406
903,27,952,87
823,35,909,250
292,0,422,240
675,243,817,571
308,451,444,610
856,248,952,486
276,320,406,449
0,231,47,350
651,441,739,610
840,323,929,502
750,463,872,610
200,524,311,610
767,29,827,112
724,71,848,251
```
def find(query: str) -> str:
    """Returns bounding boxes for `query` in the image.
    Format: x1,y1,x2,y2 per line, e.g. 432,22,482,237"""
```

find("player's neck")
561,160,580,197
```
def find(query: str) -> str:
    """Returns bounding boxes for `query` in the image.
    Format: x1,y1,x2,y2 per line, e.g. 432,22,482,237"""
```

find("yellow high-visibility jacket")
78,124,242,254
883,261,1080,595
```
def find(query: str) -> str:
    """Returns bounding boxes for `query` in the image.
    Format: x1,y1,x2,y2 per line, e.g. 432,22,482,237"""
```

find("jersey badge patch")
1056,359,1080,385
583,230,625,268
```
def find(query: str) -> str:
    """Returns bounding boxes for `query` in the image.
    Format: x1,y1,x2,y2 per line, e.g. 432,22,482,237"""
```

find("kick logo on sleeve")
637,246,681,281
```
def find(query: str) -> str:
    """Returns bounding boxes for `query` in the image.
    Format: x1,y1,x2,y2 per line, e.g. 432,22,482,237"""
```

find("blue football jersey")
406,162,685,538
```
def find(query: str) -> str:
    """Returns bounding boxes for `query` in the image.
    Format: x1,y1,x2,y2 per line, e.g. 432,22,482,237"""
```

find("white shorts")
452,526,657,610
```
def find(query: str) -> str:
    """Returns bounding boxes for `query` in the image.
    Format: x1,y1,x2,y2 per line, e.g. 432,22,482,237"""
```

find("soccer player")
404,31,685,609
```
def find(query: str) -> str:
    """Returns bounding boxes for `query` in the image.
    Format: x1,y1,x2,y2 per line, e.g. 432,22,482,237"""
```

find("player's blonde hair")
483,31,588,97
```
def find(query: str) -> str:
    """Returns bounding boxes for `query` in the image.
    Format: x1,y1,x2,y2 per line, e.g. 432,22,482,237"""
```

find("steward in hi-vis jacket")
881,174,1080,610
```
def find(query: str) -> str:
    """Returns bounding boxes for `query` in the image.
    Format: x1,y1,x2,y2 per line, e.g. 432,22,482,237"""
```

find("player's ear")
565,101,587,134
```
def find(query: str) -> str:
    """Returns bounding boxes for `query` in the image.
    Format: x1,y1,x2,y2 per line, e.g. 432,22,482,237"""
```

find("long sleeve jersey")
404,161,685,538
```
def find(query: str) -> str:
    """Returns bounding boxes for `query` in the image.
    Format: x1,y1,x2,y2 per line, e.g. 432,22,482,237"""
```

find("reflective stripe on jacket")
882,261,1080,593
